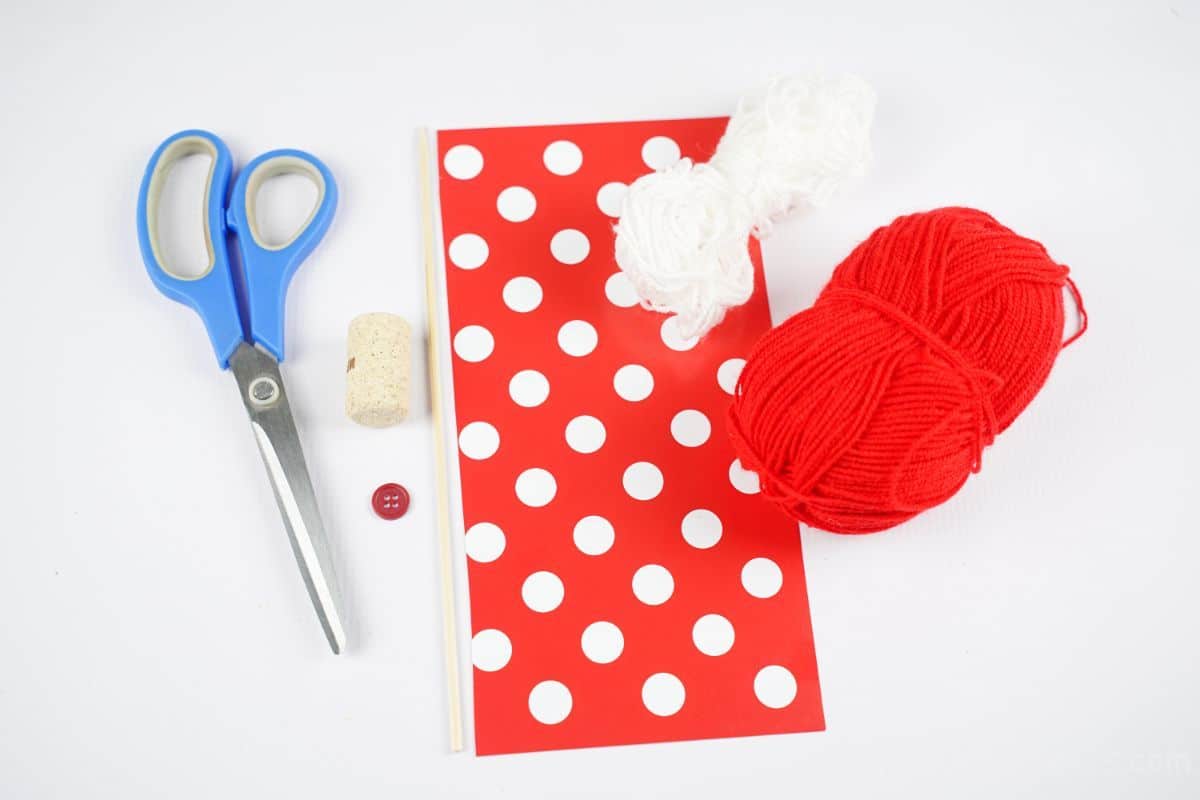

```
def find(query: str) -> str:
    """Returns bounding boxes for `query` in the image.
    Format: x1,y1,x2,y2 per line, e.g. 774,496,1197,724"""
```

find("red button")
372,483,410,520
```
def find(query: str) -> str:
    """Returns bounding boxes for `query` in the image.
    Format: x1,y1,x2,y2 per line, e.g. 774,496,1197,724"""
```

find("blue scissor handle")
137,129,245,367
227,149,338,364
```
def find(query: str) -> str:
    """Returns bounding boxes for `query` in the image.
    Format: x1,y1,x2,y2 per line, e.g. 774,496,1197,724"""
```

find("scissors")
136,129,345,653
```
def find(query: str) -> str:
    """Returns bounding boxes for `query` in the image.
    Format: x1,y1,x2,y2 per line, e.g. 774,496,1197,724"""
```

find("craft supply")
419,128,466,753
346,312,411,427
728,207,1087,535
136,129,345,652
615,74,876,339
372,483,411,520
435,117,823,755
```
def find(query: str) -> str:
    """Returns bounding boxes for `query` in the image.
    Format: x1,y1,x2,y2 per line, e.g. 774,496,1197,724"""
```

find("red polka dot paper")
437,117,823,755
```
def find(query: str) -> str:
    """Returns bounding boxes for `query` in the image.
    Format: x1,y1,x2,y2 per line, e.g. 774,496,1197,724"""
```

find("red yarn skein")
727,207,1086,534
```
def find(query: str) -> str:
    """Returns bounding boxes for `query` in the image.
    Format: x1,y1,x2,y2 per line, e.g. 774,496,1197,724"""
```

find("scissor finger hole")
148,142,217,279
245,157,324,251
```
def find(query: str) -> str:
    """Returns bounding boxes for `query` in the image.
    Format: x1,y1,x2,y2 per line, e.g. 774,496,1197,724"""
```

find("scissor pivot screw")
248,376,280,406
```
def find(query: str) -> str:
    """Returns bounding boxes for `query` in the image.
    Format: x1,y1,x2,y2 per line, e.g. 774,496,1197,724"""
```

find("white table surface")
3,0,1198,796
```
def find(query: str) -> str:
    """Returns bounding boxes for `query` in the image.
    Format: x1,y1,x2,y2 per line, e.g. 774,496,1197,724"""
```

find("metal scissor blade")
229,342,346,654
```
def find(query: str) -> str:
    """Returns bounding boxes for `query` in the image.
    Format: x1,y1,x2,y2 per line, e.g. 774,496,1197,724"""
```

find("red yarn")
727,207,1086,534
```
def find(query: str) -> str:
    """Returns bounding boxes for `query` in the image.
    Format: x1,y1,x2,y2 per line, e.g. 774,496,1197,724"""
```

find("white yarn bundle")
614,74,877,339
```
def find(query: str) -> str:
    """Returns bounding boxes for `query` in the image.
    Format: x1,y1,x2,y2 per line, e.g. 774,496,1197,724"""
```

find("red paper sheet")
436,117,823,755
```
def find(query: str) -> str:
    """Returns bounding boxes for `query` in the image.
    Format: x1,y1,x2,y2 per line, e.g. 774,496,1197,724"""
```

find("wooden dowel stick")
417,127,464,753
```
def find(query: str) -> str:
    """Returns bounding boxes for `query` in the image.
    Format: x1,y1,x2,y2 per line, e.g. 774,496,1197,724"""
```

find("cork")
346,312,411,427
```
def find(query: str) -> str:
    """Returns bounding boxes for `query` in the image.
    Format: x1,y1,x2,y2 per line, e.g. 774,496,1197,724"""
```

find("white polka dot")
729,458,761,494
464,522,506,563
502,276,543,312
623,461,663,501
754,665,798,709
681,509,722,549
453,325,494,363
660,315,699,351
613,364,653,401
741,557,783,599
522,570,564,613
573,515,615,555
717,358,746,394
550,229,590,265
565,415,606,454
596,181,628,217
692,614,735,656
632,564,674,606
604,272,639,308
670,409,711,447
459,421,500,460
509,369,550,407
515,468,557,508
443,144,483,180
497,186,536,222
471,629,512,671
580,621,624,664
641,672,685,717
557,320,598,357
528,680,572,724
448,233,488,269
641,136,681,170
543,140,583,175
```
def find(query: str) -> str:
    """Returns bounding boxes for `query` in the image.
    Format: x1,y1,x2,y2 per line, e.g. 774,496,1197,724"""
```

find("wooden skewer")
417,127,465,753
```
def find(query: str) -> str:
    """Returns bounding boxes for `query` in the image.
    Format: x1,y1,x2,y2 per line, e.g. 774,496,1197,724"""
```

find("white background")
2,0,1198,797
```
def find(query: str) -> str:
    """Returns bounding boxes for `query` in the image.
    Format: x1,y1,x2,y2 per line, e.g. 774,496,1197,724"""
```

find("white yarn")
614,74,877,339
614,160,755,337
